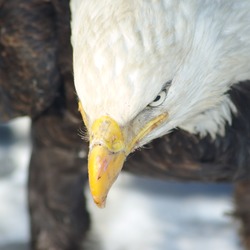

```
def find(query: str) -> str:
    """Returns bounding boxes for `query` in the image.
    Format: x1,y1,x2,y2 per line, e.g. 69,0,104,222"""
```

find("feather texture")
71,0,250,142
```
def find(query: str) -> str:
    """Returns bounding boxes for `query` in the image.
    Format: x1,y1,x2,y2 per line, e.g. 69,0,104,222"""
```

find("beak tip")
93,196,107,208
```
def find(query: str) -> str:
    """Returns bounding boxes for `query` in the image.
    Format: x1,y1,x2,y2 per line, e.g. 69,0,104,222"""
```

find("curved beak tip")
93,196,107,208
88,144,126,209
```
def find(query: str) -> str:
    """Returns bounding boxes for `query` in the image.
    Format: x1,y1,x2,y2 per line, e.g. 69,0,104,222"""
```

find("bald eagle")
1,0,250,249
70,0,250,207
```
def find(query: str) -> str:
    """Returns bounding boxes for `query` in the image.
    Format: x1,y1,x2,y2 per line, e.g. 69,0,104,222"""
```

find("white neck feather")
179,94,237,139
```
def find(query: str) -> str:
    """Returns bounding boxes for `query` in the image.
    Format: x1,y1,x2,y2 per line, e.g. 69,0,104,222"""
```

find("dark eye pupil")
153,95,161,102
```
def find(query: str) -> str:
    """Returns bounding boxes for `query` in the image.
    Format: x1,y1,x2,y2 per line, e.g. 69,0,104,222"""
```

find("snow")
0,118,31,249
85,176,242,250
0,117,243,250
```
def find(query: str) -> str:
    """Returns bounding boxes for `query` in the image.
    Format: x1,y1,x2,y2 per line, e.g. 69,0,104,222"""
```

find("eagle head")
71,0,250,207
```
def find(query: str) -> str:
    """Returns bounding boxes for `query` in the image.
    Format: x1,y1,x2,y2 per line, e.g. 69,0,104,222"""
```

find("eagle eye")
148,81,172,108
148,89,167,107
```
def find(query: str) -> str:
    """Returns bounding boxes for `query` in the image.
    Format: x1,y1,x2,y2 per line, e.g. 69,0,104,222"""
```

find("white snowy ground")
0,117,243,250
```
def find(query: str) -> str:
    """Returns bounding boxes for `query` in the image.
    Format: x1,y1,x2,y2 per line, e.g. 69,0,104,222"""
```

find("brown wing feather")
0,0,60,121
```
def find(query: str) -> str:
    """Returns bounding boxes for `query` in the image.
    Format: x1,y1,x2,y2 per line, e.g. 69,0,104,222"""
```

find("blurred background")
0,117,242,250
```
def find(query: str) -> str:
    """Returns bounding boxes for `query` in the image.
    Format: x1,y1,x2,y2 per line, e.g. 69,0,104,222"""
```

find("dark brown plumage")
0,1,249,250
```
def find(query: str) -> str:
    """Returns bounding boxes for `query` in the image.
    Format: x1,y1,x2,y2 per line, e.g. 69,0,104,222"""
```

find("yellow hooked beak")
79,102,168,208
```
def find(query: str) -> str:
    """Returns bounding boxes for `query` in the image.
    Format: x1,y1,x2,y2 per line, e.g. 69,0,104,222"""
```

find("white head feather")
71,0,250,146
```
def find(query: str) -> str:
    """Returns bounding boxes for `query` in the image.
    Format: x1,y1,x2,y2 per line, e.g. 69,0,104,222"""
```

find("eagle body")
0,0,250,249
